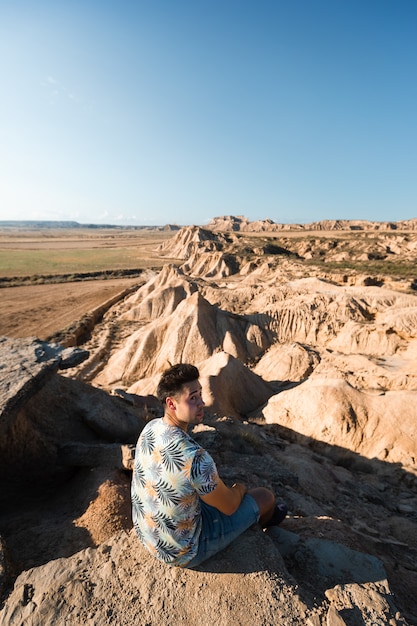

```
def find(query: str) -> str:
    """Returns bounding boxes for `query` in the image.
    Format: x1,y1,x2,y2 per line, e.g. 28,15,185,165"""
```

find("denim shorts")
185,494,260,568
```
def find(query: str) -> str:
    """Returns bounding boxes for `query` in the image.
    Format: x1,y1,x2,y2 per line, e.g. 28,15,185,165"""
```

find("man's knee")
248,487,275,517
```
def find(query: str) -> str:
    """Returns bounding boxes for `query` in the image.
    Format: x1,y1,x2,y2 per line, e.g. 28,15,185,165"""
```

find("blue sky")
0,0,416,226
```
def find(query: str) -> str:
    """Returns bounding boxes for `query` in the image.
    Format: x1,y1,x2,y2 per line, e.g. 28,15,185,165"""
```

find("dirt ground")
0,278,142,340
0,226,171,340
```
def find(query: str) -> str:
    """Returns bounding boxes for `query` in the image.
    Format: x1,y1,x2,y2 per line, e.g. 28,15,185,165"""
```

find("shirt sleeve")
189,447,219,495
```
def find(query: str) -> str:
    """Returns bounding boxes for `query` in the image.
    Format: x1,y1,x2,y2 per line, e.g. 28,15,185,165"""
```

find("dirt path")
0,278,142,340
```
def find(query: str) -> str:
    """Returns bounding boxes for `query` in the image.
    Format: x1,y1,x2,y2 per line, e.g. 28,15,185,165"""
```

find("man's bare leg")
248,487,276,526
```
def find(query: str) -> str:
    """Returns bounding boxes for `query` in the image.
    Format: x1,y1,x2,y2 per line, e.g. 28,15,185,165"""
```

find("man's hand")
231,482,247,501
200,479,247,515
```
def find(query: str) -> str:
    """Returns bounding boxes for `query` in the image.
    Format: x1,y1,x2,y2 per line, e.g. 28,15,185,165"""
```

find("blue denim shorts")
185,494,260,568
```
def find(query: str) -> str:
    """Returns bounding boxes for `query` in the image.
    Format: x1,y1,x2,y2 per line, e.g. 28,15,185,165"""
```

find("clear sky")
1,0,416,226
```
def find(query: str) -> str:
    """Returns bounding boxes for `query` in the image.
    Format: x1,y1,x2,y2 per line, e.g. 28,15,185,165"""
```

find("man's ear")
166,396,176,411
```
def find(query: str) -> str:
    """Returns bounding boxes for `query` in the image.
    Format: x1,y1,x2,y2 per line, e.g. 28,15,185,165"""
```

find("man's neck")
163,412,187,432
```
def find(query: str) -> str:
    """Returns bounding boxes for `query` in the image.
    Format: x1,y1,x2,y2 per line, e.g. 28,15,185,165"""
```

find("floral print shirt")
131,418,219,566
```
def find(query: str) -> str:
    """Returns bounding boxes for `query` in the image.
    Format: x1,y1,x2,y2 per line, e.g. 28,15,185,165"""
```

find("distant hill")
3,216,417,232
0,220,172,230
0,220,83,229
206,215,417,231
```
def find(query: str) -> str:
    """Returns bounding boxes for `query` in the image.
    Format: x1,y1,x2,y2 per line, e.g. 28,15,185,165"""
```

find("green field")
0,229,174,281
0,247,160,277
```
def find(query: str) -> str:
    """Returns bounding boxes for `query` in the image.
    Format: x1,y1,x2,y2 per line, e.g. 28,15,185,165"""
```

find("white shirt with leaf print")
131,418,219,566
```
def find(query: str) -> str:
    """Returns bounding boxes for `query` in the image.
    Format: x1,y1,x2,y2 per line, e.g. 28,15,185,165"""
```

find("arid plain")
2,220,416,342
0,227,175,339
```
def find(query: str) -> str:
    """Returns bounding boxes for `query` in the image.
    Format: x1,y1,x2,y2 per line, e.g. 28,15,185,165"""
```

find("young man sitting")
131,363,287,568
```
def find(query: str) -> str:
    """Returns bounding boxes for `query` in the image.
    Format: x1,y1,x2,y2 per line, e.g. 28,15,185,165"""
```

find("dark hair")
156,363,200,404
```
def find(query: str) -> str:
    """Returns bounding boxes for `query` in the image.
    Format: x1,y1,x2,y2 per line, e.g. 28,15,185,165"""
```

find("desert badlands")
1,217,417,625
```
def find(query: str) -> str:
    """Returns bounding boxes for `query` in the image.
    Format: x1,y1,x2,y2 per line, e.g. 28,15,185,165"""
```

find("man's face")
169,380,205,429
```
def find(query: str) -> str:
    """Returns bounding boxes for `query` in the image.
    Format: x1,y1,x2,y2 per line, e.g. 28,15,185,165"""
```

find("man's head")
157,364,204,430
156,363,200,404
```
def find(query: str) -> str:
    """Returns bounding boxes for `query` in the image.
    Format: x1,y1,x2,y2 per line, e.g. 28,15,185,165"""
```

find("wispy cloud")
41,75,92,111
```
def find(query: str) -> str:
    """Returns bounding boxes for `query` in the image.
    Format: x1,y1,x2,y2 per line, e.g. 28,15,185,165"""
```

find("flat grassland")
0,228,173,278
0,228,174,340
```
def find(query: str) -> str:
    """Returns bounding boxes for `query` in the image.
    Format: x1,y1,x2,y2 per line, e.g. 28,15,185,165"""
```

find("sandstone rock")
78,389,145,442
241,279,417,356
0,371,145,488
0,536,9,601
206,215,417,232
0,367,415,623
254,342,321,383
269,528,404,626
59,442,136,470
111,388,163,414
198,351,276,418
0,336,88,425
181,251,240,278
156,225,226,259
258,375,417,467
1,525,405,626
128,352,276,420
96,292,271,387
120,264,198,321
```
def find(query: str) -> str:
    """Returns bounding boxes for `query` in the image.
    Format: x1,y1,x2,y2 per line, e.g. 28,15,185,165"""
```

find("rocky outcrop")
0,526,405,626
256,375,417,470
253,342,321,383
245,279,417,352
156,226,228,259
0,336,417,626
198,351,276,417
96,292,272,387
1,336,416,624
181,250,240,278
0,336,89,424
154,226,245,279
126,351,275,419
206,215,417,232
0,338,147,488
119,264,198,321
0,356,414,624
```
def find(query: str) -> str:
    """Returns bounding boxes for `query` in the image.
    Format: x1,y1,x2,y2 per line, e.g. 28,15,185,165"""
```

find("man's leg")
247,487,276,526
186,495,260,568
248,487,288,527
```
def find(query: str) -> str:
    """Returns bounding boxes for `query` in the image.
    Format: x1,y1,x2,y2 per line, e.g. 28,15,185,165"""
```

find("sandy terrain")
0,227,174,340
0,278,141,340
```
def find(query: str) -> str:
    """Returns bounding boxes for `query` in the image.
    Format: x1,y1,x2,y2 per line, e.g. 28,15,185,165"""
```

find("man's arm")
200,478,247,515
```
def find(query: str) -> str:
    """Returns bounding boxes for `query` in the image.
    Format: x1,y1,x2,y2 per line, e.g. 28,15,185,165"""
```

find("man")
131,363,287,568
